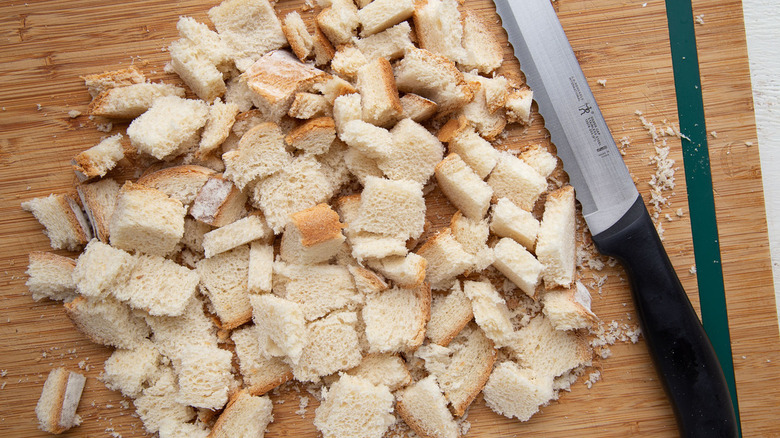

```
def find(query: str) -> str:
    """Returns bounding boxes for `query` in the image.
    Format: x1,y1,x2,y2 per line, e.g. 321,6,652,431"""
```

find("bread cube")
482,361,554,422
417,228,474,291
463,280,515,348
72,239,135,298
210,390,273,438
169,16,232,102
113,254,199,317
314,374,395,438
25,252,77,302
435,153,493,220
101,340,161,398
400,93,438,123
197,245,252,329
202,214,273,258
506,315,591,379
223,122,292,191
394,48,473,116
378,118,444,185
71,133,125,181
490,197,540,250
487,152,547,211
541,282,599,330
64,295,150,349
358,0,415,36
280,203,345,265
366,252,427,287
250,294,307,363
199,100,240,155
536,185,576,289
126,96,209,160
248,241,274,293
362,284,430,353
352,176,425,240
282,11,314,61
22,193,92,251
232,325,293,395
460,10,504,74
505,88,534,125
175,345,234,409
519,143,558,178
137,165,215,206
356,57,403,127
189,175,247,228
396,376,459,438
355,21,414,62
88,83,186,119
426,280,474,346
346,353,411,391
285,117,336,155
35,368,86,434
274,263,362,321
492,237,543,298
413,0,467,64
292,311,363,382
77,178,120,243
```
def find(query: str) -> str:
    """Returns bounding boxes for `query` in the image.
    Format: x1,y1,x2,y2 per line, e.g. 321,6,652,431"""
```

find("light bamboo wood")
0,0,777,436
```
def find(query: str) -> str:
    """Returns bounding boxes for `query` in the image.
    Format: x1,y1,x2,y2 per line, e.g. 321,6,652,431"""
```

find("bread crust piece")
189,175,247,228
35,368,86,434
396,376,460,438
394,48,474,116
71,133,125,182
536,185,577,289
21,193,93,251
426,281,473,346
280,203,345,264
77,178,120,243
81,66,146,98
136,164,216,206
284,116,337,155
282,11,314,61
356,57,403,127
210,389,273,438
25,252,77,302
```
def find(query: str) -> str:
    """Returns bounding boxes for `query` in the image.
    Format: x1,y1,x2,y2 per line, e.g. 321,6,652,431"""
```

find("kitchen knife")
492,0,738,435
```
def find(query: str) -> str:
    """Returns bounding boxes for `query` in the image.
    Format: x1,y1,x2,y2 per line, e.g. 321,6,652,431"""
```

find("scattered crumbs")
642,2,647,6
768,359,772,363
0,370,6,377
303,0,316,10
106,427,122,438
665,213,673,222
584,370,601,389
275,398,286,404
742,355,747,359
695,14,705,25
41,351,48,358
36,104,42,111
106,404,114,409
68,110,82,118
78,360,86,369
597,79,607,87
676,208,684,217
1,382,6,390
120,400,130,410
622,302,627,307
745,141,753,147
163,62,175,74
295,396,309,417
710,130,717,138
689,265,697,275
91,400,97,407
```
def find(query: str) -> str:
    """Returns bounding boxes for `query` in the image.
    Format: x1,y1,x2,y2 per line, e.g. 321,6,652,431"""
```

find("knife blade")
492,0,738,435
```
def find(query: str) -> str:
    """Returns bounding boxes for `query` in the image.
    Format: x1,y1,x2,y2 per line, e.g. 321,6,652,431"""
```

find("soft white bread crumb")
250,293,307,363
413,0,467,64
77,178,120,243
168,16,231,103
25,252,77,302
463,280,514,347
505,88,533,125
202,214,273,258
350,233,409,261
158,420,210,438
133,368,196,434
400,93,438,123
282,11,314,61
207,0,287,71
346,353,411,390
355,21,414,62
379,118,444,185
289,92,330,119
363,283,431,353
285,117,336,155
333,93,363,132
356,57,403,127
536,185,577,289
280,203,345,265
137,165,215,206
199,100,240,155
210,390,274,438
460,10,504,74
22,193,92,251
292,311,363,382
317,2,359,46
197,245,252,329
223,122,292,191
394,48,474,116
352,176,425,240
126,96,209,160
487,152,547,211
312,27,337,66
450,211,494,272
339,119,393,161
114,254,199,316
189,175,247,228
314,374,396,438
366,252,427,287
248,241,274,293
519,143,558,178
274,263,362,321
396,375,459,438
317,139,352,198
426,280,473,346
72,239,135,298
357,0,414,36
541,282,598,330
416,228,473,291
82,66,146,98
482,361,554,422
437,117,499,179
35,368,86,434
348,265,389,295
232,325,293,395
109,182,185,257
490,197,539,251
64,295,150,349
144,297,219,364
100,339,161,398
507,315,591,379
330,46,368,81
88,83,186,119
492,237,543,298
460,74,506,140
343,148,383,186
435,153,493,221
313,75,358,104
71,133,125,182
175,345,234,409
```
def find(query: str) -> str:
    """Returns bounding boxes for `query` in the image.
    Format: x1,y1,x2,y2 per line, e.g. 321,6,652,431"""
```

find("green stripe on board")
664,0,741,433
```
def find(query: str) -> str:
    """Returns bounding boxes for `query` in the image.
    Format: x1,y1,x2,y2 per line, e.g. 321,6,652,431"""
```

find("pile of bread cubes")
22,0,604,436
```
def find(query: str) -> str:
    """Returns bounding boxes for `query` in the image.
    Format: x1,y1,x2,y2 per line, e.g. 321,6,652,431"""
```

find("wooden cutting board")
1,0,778,436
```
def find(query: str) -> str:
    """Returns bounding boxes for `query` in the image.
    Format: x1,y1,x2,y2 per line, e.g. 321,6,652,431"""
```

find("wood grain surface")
0,0,778,436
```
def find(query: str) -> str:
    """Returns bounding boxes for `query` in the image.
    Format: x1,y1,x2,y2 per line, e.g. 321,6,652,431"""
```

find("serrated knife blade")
492,0,738,435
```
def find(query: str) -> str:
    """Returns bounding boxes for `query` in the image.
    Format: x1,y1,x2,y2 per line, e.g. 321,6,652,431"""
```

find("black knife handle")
592,195,738,437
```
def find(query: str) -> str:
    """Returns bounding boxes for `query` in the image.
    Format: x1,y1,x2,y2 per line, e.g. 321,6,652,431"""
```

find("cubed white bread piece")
144,297,219,363
394,48,474,116
253,155,335,233
223,122,292,191
459,75,506,140
292,311,363,382
378,118,444,184
507,315,591,378
348,265,388,295
426,281,473,346
314,374,396,438
416,324,496,416
492,237,543,298
319,75,360,103
353,176,426,240
460,10,504,74
71,133,125,182
248,241,274,293
35,368,86,434
202,214,273,258
189,175,247,228
232,325,294,395
207,0,287,71
339,119,393,160
537,185,577,289
289,92,331,119
413,0,467,64
450,211,494,272
242,50,328,121
72,239,135,298
199,100,240,155
357,0,414,37
274,262,362,321
417,228,474,291
312,27,337,66
505,88,533,125
114,254,199,316
519,143,558,178
355,21,414,62
350,234,409,261
101,339,161,398
317,3,359,46
170,16,232,97
175,345,234,409
137,165,216,207
280,203,345,265
180,217,213,254
342,149,380,186
250,294,307,362
285,117,336,155
356,58,403,127
210,390,274,438
490,198,539,251
64,295,150,349
82,66,146,98
77,178,119,243
482,361,554,422
346,353,411,390
435,154,492,221
396,376,459,438
316,138,351,192
127,96,209,160
362,283,431,353
109,182,185,256
283,11,314,61
400,93,438,123
197,245,252,329
88,83,186,119
463,280,514,347
22,193,92,251
487,152,547,211
366,252,427,287
134,368,196,434
25,252,77,302
333,93,363,132
330,46,368,80
541,282,598,330
438,117,499,179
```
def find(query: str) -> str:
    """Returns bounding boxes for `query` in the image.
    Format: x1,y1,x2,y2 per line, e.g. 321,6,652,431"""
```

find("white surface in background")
741,0,780,322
